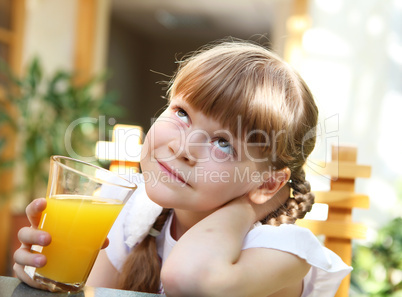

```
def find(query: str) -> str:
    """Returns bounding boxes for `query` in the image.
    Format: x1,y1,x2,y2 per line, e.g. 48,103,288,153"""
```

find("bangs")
172,65,255,140
165,41,316,167
168,46,279,144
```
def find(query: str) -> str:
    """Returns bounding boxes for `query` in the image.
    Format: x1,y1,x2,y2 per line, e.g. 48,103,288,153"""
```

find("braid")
118,208,171,292
263,168,315,226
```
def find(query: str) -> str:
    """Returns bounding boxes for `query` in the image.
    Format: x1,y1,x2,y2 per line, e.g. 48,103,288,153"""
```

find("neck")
171,208,214,240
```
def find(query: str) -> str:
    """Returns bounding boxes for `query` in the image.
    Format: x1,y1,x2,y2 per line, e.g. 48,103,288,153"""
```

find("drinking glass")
24,155,136,292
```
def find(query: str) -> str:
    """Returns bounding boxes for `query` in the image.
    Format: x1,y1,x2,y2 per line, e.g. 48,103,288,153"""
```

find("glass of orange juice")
24,155,137,292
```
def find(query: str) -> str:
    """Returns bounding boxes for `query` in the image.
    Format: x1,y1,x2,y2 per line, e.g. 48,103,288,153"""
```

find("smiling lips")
157,161,189,185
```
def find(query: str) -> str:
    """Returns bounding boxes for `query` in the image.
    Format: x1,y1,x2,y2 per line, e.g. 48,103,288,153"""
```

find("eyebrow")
173,96,246,151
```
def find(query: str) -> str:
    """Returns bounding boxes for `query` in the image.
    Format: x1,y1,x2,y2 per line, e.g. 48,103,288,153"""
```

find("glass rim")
51,155,137,191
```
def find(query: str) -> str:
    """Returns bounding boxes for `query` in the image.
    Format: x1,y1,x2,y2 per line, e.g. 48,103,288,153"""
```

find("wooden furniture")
297,145,371,297
96,124,143,174
0,0,25,277
0,0,25,76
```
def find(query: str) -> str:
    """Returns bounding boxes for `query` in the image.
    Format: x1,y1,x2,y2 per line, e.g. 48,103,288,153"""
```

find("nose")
168,130,208,166
168,138,196,166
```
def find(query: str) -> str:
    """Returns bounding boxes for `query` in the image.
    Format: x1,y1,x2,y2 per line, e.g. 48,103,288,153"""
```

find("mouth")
157,161,190,186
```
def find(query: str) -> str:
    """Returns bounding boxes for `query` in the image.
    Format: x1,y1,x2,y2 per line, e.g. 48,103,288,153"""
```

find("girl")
14,40,351,297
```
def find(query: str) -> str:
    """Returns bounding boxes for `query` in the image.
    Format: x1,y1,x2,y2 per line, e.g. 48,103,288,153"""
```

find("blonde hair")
170,40,318,225
119,39,318,292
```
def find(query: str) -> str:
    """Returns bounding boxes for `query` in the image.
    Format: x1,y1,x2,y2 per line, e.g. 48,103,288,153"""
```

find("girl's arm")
86,249,120,288
161,197,311,297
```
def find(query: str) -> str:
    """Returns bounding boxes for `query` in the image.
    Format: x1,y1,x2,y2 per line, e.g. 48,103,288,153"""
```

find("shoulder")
243,224,324,268
244,223,314,245
243,224,349,271
243,224,322,258
243,224,352,296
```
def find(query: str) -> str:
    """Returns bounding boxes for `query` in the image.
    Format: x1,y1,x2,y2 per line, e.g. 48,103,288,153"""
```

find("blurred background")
0,0,401,296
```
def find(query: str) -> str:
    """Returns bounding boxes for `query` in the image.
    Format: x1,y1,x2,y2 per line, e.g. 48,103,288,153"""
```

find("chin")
144,181,175,208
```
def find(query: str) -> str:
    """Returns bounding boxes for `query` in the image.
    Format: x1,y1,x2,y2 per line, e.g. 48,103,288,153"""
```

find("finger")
13,262,49,291
101,237,110,249
26,198,47,227
14,246,47,268
18,227,51,247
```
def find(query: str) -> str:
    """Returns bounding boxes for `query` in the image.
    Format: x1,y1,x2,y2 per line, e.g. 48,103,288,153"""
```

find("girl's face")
140,96,267,213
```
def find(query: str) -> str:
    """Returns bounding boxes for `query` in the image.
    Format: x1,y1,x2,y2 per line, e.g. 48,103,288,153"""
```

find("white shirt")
106,174,352,297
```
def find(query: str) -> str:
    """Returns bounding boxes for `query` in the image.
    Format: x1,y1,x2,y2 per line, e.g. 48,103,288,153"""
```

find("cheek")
140,121,179,168
140,123,167,157
199,163,260,194
227,164,263,190
149,118,183,146
140,133,151,162
140,129,161,171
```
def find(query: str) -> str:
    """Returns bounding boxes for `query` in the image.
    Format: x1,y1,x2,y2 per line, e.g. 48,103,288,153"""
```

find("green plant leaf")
0,56,124,205
352,217,402,296
26,57,43,92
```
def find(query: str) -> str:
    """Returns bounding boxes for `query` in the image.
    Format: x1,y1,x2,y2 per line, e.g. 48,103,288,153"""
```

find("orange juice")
34,195,123,284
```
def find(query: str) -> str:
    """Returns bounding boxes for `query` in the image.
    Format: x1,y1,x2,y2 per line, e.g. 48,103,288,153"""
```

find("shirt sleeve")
242,224,352,297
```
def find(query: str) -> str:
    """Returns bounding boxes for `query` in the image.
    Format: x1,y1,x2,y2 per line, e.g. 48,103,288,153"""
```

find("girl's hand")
13,198,110,290
222,190,277,227
225,194,266,224
13,198,51,289
232,181,291,224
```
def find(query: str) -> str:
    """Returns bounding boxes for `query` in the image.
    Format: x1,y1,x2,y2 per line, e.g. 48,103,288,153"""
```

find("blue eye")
212,138,233,155
175,108,189,124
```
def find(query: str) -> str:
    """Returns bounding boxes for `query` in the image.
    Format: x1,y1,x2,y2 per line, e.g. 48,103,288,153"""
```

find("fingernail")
34,201,41,210
34,256,43,267
35,198,45,207
39,235,46,245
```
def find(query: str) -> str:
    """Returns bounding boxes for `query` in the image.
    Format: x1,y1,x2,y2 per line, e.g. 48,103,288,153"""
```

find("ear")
248,167,291,205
